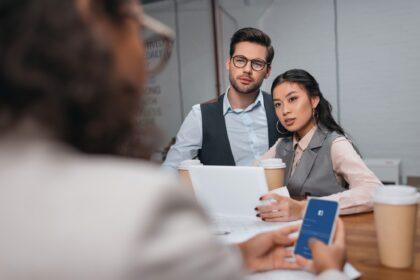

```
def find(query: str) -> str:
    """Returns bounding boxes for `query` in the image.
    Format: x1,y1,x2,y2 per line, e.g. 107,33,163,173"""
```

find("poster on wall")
142,1,183,162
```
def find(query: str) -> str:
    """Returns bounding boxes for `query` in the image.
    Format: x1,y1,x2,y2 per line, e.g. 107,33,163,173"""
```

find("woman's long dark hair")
271,69,346,136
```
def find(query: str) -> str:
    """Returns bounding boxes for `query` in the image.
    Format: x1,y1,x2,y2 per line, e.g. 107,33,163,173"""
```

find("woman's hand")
238,224,300,272
255,193,306,222
295,219,346,274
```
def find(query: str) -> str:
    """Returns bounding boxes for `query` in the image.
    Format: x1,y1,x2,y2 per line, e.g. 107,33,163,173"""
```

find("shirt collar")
223,87,264,115
293,125,318,151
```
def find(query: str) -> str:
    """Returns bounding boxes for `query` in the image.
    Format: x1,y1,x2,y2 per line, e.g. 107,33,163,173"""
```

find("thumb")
308,238,327,252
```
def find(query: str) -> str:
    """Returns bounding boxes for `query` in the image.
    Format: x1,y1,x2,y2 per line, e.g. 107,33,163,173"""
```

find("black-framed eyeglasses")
231,55,269,72
127,3,175,76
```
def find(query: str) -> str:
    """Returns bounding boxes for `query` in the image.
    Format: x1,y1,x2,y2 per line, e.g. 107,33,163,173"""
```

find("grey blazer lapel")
275,138,294,186
287,128,329,195
283,141,294,186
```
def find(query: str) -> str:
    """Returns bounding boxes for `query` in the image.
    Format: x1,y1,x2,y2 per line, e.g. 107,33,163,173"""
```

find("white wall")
176,0,217,115
218,0,277,94
337,0,420,181
262,0,338,115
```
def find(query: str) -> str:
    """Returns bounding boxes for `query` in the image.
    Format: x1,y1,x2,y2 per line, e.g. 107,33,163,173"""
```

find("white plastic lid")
373,185,420,205
259,158,286,169
178,159,203,170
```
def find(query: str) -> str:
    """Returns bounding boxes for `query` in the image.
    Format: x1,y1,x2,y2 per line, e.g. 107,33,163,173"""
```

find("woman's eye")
289,96,298,102
274,102,282,108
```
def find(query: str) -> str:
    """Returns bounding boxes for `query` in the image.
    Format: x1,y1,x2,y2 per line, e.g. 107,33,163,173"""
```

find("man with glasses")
163,27,282,169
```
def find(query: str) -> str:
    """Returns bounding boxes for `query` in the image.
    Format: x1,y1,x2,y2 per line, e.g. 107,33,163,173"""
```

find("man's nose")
243,61,252,73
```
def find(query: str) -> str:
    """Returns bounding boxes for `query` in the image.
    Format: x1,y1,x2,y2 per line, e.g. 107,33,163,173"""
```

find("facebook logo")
317,210,324,216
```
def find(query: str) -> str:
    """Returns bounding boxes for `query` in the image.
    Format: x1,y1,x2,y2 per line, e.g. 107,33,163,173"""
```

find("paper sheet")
211,215,360,280
212,214,300,243
246,263,360,280
189,166,269,217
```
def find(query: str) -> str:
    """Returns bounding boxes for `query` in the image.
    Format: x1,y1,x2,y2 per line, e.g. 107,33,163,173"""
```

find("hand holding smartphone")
294,198,339,259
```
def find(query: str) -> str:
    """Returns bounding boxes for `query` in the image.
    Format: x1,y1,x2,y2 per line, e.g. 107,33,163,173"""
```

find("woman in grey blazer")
0,1,348,279
256,69,381,222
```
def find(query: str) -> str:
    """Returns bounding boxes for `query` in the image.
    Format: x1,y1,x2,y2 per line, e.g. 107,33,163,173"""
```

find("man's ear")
225,57,231,71
264,66,272,79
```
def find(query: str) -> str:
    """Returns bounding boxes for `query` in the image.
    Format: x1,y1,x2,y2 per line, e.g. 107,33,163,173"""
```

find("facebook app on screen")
294,199,338,259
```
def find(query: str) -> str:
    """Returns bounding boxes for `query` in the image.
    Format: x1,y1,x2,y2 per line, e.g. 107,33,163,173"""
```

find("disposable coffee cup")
178,159,202,190
259,158,286,191
373,185,419,268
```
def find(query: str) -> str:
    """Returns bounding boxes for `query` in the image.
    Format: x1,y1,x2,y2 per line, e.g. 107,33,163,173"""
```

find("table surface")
342,209,420,279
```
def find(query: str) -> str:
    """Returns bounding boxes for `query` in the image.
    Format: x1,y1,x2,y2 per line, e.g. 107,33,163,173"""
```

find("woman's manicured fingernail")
254,207,258,211
256,213,260,217
259,196,263,201
262,218,266,221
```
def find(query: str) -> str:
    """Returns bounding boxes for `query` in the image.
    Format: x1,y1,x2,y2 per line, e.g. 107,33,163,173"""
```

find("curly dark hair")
229,27,274,65
0,0,152,158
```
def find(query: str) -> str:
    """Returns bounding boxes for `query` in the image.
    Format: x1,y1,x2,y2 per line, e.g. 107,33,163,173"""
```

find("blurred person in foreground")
0,0,348,279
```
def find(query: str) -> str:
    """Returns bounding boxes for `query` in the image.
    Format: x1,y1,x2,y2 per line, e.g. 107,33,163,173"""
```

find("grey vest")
197,92,280,166
275,127,348,197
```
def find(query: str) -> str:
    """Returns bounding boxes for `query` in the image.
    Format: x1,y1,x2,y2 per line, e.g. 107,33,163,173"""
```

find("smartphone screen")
294,198,339,259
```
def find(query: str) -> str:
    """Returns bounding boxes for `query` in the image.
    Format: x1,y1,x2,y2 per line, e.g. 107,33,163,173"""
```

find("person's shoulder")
200,97,218,105
187,95,223,115
330,136,356,152
61,152,200,221
328,130,343,139
76,153,175,182
199,95,225,117
200,94,224,107
329,133,361,158
318,127,345,143
325,130,351,146
63,152,181,198
332,135,349,144
185,104,202,117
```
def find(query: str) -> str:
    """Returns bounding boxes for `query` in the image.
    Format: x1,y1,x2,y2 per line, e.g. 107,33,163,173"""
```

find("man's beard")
229,72,263,95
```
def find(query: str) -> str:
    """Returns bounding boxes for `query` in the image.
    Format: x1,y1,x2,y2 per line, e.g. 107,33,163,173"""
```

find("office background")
142,0,420,184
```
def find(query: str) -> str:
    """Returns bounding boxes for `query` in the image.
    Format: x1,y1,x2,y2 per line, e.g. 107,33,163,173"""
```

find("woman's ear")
311,96,320,109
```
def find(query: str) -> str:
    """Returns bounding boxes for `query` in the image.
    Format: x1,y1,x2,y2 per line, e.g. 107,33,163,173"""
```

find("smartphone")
294,198,339,259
